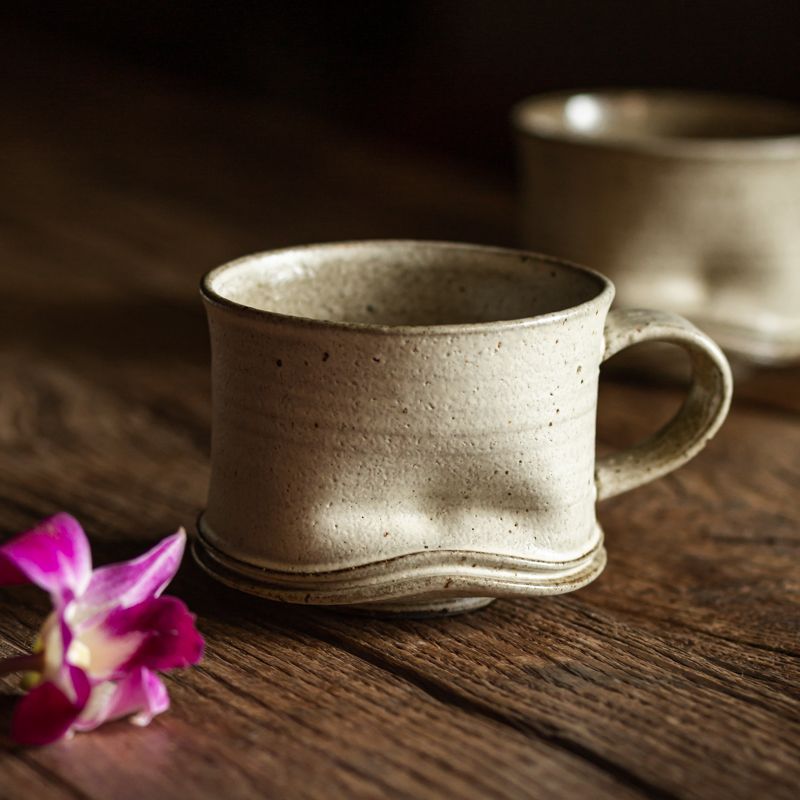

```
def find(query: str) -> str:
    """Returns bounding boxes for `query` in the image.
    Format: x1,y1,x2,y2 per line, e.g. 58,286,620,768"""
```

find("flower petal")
102,596,204,673
11,665,91,746
0,514,91,600
72,668,169,732
77,531,186,622
130,669,170,727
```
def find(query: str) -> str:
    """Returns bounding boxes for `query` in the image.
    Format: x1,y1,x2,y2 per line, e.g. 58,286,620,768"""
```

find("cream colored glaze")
196,241,732,615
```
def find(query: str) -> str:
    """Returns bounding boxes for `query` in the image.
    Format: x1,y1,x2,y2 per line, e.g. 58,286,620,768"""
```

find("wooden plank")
293,592,800,800
278,384,800,799
2,19,800,800
0,749,81,800
1,584,646,800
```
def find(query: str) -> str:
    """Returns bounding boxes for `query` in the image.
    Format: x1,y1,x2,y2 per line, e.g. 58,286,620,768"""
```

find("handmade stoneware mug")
513,89,800,364
194,241,732,616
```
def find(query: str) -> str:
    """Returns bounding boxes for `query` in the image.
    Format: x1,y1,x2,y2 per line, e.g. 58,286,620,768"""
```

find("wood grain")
1,22,800,800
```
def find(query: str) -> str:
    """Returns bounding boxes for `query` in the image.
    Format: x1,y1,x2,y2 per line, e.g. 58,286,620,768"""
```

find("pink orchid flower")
0,514,203,745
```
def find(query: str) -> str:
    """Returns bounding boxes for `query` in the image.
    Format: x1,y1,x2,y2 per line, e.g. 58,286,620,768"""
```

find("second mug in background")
513,89,800,364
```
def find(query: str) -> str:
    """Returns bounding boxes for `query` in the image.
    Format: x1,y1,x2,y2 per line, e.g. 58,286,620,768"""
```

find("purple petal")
0,514,91,600
130,668,170,726
72,668,169,732
79,531,186,620
11,666,91,746
104,595,204,673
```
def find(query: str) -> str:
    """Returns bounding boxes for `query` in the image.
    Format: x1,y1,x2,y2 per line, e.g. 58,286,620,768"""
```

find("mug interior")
204,242,608,327
514,90,800,141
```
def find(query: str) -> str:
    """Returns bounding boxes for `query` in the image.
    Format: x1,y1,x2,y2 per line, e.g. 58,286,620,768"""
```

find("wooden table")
2,26,800,800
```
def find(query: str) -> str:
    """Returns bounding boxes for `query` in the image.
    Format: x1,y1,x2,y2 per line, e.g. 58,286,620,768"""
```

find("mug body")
513,89,800,363
197,241,614,613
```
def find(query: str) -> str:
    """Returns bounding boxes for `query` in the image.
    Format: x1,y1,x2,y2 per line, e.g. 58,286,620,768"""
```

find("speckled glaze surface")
513,89,800,364
196,241,732,615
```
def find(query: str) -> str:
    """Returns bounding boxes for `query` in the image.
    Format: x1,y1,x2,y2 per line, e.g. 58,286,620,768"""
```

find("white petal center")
78,624,145,679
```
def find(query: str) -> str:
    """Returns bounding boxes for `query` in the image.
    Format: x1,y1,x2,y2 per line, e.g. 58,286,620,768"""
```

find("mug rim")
512,88,800,160
200,240,615,337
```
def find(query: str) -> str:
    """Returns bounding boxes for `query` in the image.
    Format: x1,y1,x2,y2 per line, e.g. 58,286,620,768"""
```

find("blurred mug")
195,240,732,616
513,89,800,364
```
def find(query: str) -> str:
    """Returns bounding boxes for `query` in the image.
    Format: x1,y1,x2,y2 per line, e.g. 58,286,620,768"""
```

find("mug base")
192,513,606,617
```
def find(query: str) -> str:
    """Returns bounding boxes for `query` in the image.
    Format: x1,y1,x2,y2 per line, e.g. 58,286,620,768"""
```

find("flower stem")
0,652,43,677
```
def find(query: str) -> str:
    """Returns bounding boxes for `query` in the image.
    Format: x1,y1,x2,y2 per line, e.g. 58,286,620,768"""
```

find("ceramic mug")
194,241,732,616
513,89,800,364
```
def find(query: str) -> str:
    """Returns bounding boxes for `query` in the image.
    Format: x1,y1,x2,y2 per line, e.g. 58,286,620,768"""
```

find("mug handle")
595,308,733,501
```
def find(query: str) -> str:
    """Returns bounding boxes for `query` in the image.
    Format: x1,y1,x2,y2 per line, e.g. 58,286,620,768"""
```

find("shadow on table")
1,294,210,365
0,695,19,749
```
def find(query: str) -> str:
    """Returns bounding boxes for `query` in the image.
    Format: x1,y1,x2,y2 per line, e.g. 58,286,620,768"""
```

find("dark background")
3,1,799,172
